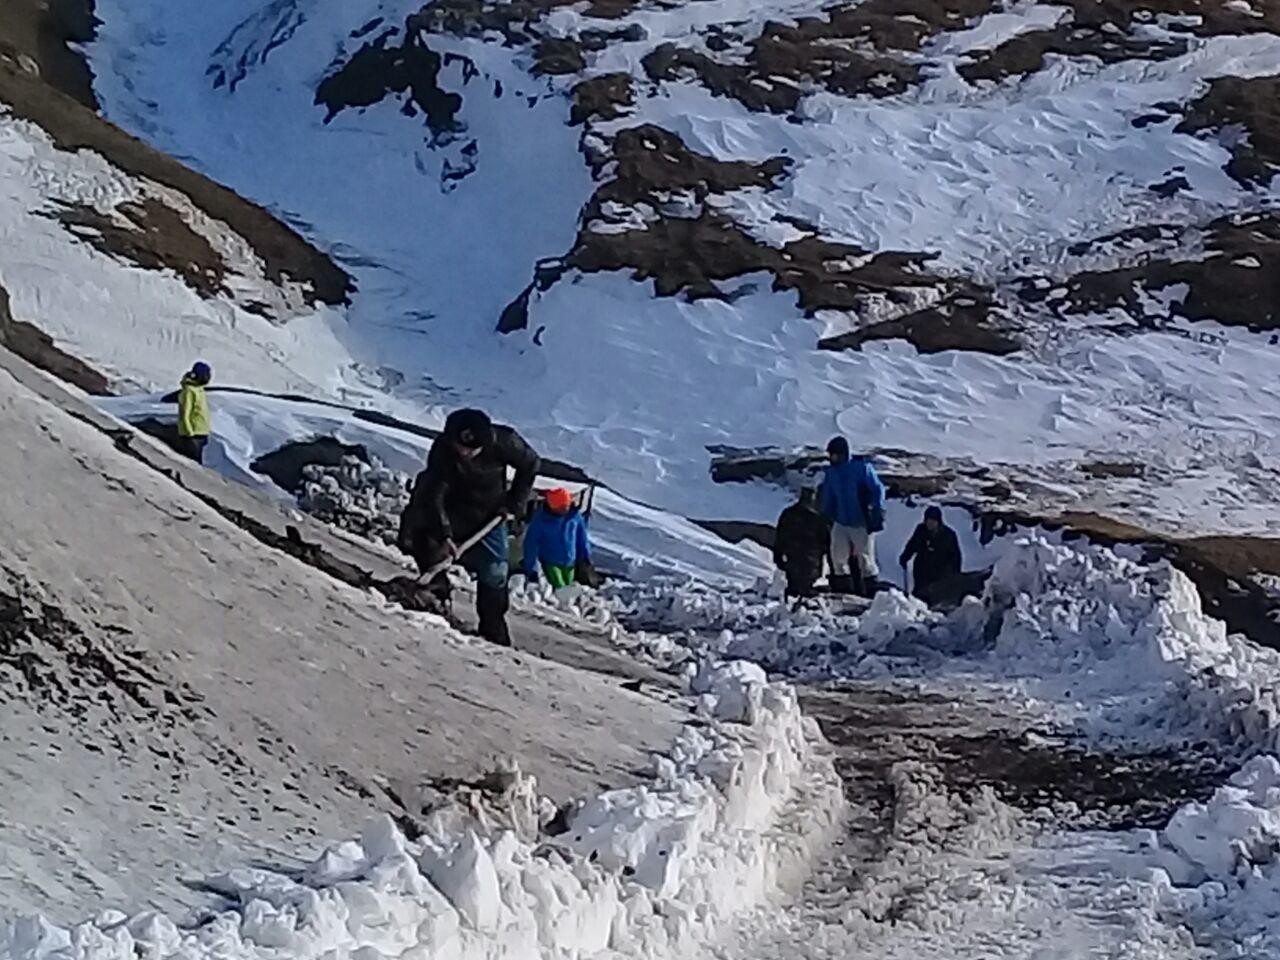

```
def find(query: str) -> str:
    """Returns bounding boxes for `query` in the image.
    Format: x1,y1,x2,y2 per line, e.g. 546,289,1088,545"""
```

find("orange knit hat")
545,487,573,512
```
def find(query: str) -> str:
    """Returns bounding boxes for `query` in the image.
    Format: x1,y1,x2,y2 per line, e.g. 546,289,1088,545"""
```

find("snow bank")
1146,756,1280,954
607,535,1280,749
981,538,1280,747
0,665,841,960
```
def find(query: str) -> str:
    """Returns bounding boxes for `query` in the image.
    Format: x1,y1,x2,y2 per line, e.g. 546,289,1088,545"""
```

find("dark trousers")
415,522,512,646
783,560,821,599
177,435,208,464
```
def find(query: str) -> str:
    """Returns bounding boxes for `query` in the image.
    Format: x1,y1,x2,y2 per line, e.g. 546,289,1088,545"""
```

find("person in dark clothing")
397,409,539,646
774,488,830,599
898,505,962,605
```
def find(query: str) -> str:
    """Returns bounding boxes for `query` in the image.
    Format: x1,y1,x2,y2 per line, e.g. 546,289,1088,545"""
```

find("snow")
641,35,1280,277
928,3,1071,55
68,0,1280,543
1,657,842,960
97,388,776,587
607,534,1280,750
0,113,364,400
1149,756,1280,955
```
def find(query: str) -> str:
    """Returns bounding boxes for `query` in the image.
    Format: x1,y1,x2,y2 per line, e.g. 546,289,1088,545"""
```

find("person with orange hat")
522,487,592,589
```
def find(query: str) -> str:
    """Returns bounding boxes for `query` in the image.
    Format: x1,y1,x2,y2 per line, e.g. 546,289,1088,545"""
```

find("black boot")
829,574,853,595
476,583,512,647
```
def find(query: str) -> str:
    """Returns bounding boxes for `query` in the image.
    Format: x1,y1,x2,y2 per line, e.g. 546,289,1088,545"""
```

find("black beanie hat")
445,408,494,448
826,436,850,460
924,505,943,522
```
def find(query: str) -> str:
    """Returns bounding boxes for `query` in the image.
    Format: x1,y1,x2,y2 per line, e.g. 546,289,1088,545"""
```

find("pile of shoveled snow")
298,455,409,546
603,535,1280,749
1146,755,1280,954
0,662,841,960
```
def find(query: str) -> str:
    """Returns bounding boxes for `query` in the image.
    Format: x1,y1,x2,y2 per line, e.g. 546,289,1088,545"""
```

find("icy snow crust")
1,661,842,960
75,0,1280,536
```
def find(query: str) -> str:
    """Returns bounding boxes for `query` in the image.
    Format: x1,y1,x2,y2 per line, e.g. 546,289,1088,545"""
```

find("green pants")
543,564,576,589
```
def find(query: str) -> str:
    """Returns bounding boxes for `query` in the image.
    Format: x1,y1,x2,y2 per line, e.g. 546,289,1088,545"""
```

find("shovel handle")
416,514,505,583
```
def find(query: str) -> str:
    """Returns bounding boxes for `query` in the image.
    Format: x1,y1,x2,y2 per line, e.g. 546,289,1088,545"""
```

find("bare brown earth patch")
819,292,1020,355
570,72,635,124
1176,74,1280,188
0,280,111,395
0,58,351,307
1020,212,1280,331
808,687,1230,837
964,0,1279,84
48,198,229,299
960,27,1185,84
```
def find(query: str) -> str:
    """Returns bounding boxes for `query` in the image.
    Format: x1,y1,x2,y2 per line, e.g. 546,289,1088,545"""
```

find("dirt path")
721,681,1227,959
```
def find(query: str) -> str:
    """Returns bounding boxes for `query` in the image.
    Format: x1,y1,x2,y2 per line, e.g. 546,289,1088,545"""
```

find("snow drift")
0,662,841,960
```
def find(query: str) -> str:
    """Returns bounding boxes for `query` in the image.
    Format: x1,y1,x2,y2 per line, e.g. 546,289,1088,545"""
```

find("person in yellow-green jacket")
176,361,212,463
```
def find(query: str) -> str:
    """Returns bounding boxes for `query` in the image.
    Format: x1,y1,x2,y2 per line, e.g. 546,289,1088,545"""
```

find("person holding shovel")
397,409,539,646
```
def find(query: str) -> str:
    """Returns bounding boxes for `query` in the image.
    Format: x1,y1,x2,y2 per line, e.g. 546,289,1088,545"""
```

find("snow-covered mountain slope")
0,348,693,920
55,0,1279,538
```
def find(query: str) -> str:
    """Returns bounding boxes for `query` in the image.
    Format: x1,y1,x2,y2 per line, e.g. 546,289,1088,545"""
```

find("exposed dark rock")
960,28,1185,84
594,124,790,200
0,58,352,306
0,0,99,109
1082,461,1146,480
316,28,470,139
820,293,1021,356
642,45,803,113
570,72,634,125
1176,74,1280,188
533,37,586,75
251,438,371,494
1021,213,1280,331
643,0,991,111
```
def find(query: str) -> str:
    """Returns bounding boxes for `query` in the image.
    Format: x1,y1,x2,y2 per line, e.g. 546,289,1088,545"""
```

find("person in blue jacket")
820,436,886,596
522,487,592,589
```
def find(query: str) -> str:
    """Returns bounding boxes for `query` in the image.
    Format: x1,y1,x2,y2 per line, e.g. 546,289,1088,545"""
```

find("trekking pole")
584,481,597,520
415,514,504,583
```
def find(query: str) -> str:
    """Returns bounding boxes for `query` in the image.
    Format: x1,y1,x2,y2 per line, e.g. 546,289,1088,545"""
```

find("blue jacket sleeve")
574,514,592,564
820,476,836,519
522,515,543,577
865,463,886,511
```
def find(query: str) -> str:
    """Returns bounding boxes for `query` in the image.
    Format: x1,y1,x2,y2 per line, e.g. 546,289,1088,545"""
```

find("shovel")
415,514,505,583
